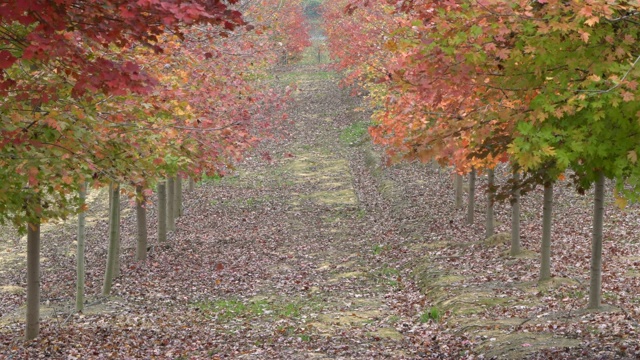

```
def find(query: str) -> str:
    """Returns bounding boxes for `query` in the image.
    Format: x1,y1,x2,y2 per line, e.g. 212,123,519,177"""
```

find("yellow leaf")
614,192,628,209
540,145,555,156
384,40,398,52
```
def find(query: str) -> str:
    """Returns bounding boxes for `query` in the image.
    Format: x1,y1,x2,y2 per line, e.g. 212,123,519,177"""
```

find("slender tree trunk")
157,181,167,243
539,182,553,282
188,177,195,192
588,171,605,309
467,168,476,224
454,173,463,209
176,176,183,217
76,183,87,312
135,186,148,261
107,185,112,242
25,213,41,340
510,172,521,256
106,184,120,278
103,183,120,296
108,185,113,221
486,169,495,238
167,177,175,232
113,185,121,278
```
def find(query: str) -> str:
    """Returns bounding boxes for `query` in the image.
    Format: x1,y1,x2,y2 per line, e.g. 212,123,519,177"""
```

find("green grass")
275,70,335,83
380,266,400,277
202,173,240,185
201,173,223,183
297,40,332,65
387,315,401,325
340,122,370,146
372,244,386,256
419,307,442,323
194,299,264,321
193,297,321,322
566,290,585,299
372,264,402,290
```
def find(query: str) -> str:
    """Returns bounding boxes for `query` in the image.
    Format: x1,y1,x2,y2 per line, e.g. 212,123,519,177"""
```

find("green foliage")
340,121,370,146
419,307,441,323
372,244,385,255
201,173,226,184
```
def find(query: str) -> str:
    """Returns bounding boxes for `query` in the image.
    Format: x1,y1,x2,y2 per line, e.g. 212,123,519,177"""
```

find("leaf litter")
1,58,640,359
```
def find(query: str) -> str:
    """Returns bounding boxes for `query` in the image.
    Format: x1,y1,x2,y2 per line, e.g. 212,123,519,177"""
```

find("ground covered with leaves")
2,48,640,359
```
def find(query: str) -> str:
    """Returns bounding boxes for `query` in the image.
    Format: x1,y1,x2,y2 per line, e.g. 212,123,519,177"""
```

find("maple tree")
0,0,245,227
3,19,640,356
324,0,640,310
1,0,311,339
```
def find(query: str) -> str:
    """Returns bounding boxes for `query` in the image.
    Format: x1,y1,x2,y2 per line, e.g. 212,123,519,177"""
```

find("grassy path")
186,60,419,358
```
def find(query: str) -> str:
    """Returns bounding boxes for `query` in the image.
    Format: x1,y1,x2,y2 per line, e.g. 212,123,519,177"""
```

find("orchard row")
1,0,311,340
323,0,640,310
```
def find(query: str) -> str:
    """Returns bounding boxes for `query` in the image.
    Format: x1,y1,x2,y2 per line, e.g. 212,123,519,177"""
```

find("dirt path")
182,61,420,358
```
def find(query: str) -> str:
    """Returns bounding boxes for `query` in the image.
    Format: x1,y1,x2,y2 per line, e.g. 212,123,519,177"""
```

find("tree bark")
25,214,41,340
588,171,605,309
114,186,121,278
510,172,521,256
157,181,167,243
76,183,87,312
176,176,183,217
454,173,463,210
539,182,553,282
486,169,495,238
167,177,176,231
188,177,195,192
103,183,120,296
135,186,148,261
467,168,476,224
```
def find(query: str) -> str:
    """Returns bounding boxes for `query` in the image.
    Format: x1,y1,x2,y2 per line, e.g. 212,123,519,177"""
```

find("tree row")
322,0,640,311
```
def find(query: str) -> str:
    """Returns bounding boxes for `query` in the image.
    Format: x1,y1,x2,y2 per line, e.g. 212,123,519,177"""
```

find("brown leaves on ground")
1,56,640,359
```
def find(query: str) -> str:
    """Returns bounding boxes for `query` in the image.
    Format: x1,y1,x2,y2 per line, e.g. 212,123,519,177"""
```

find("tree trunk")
25,214,41,340
588,171,605,309
176,176,183,217
539,182,553,282
454,173,463,210
188,177,195,192
467,168,476,224
167,177,175,232
76,183,87,312
135,186,148,261
113,185,121,278
157,181,167,243
510,172,521,256
103,183,120,296
486,169,495,238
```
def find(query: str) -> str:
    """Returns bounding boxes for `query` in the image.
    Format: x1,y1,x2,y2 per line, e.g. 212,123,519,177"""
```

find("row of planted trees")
1,0,311,340
323,0,640,310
